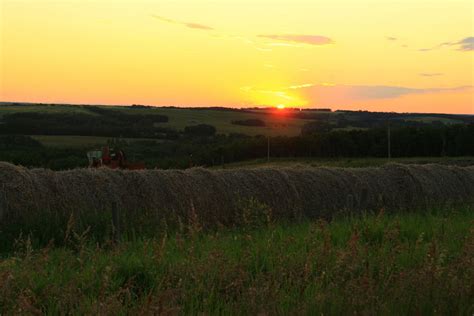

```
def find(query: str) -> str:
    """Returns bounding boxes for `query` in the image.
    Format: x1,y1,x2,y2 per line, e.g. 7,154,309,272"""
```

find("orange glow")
0,0,472,114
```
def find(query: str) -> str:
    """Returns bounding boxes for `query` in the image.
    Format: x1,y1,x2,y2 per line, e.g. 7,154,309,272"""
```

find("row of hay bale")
0,162,473,226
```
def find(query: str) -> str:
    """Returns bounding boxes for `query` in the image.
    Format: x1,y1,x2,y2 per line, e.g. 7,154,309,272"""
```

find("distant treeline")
195,124,474,166
1,124,473,170
0,108,176,139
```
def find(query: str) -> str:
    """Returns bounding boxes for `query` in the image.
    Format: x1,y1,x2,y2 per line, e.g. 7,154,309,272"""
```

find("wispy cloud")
419,37,473,52
288,83,315,89
240,86,296,101
151,15,334,52
151,15,214,31
386,36,398,41
257,34,333,46
419,73,444,77
184,23,214,30
266,42,303,48
455,37,474,51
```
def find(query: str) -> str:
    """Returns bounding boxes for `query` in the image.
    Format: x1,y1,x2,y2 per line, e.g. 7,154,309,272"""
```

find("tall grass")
0,209,472,314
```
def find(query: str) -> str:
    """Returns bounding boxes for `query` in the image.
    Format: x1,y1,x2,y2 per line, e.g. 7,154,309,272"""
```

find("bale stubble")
0,162,473,227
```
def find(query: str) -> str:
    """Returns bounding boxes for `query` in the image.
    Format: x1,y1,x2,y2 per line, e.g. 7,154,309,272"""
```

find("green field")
400,116,463,125
113,107,312,136
1,209,472,314
217,156,474,169
31,135,162,148
1,103,472,138
0,103,313,136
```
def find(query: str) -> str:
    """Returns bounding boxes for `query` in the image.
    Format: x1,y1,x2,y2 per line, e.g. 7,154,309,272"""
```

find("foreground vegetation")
1,209,472,314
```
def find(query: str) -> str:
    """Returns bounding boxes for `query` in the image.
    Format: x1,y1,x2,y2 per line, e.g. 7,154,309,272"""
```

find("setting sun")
276,104,286,110
1,0,472,113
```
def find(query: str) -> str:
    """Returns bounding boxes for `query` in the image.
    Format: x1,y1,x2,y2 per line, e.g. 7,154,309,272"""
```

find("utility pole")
267,136,270,162
387,122,391,160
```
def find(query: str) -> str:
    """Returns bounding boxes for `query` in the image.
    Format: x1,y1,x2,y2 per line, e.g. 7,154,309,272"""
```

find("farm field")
401,116,464,125
113,106,313,136
2,103,472,138
0,103,313,136
219,156,474,169
0,209,472,314
31,135,162,148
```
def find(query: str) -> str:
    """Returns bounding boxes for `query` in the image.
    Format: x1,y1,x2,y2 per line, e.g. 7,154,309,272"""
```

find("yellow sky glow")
1,0,473,113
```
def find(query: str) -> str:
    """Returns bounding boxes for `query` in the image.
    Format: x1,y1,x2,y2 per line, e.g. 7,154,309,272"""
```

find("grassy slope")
1,103,471,138
0,104,313,136
113,106,311,136
30,135,162,148
401,116,463,124
1,210,472,314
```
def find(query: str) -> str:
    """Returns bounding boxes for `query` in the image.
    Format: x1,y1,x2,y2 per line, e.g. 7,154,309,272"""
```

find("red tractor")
87,146,145,170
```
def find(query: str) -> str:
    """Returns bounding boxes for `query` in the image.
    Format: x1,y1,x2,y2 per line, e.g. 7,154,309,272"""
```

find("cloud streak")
455,37,474,51
152,15,214,31
419,73,444,77
258,34,333,46
419,37,473,52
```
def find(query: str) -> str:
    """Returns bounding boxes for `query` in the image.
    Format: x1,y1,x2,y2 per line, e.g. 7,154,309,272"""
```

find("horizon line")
0,100,472,116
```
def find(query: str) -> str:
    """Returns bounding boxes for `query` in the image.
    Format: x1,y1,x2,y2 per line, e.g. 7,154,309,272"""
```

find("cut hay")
0,162,473,226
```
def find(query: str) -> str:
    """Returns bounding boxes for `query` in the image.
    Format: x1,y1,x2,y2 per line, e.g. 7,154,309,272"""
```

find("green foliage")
236,198,273,229
0,135,42,149
1,124,474,170
0,136,87,169
0,209,472,314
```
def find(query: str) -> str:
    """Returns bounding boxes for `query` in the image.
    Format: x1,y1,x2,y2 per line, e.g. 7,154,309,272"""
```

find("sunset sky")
1,0,473,113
